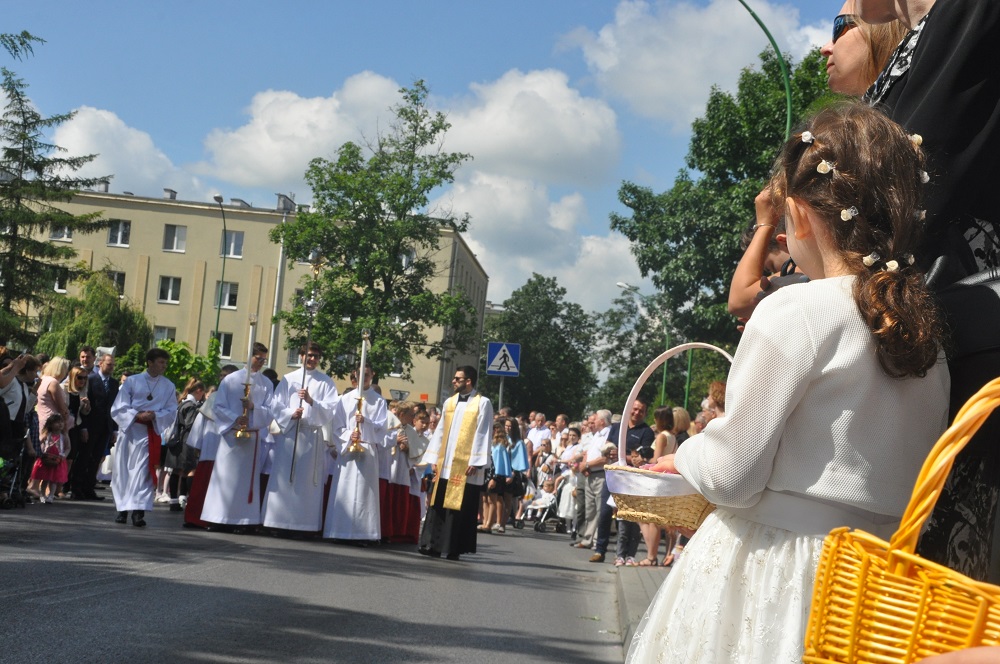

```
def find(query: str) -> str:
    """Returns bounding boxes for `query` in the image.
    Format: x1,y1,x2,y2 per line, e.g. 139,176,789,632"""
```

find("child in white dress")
628,102,951,663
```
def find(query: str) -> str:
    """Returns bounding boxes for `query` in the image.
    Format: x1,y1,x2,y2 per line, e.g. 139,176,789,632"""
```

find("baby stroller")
0,434,27,509
527,492,567,534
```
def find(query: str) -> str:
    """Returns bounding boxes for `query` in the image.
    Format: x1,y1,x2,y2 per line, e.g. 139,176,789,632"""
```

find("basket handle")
889,376,1000,555
616,343,735,465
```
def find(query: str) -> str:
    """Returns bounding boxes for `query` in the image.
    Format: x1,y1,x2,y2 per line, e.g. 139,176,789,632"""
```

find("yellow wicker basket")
804,376,1000,663
605,342,733,530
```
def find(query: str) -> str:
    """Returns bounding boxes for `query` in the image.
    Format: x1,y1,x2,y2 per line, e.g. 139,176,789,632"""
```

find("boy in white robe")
111,347,178,527
262,343,339,533
323,366,387,542
202,343,274,531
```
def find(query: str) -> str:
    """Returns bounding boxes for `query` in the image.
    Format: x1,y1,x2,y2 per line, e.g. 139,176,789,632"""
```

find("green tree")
1,31,43,61
115,338,221,388
478,274,595,417
0,65,112,344
271,80,477,380
34,271,152,357
609,48,833,348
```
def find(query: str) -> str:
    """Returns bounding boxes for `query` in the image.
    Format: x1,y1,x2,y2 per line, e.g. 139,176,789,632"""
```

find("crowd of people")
0,338,722,570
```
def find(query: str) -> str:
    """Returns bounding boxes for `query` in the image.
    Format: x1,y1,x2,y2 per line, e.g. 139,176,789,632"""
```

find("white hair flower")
909,134,923,146
801,131,814,144
920,170,930,183
817,160,834,175
862,252,880,267
885,260,900,272
840,206,859,222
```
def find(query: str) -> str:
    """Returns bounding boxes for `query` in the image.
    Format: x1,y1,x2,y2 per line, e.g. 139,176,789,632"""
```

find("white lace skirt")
626,508,824,663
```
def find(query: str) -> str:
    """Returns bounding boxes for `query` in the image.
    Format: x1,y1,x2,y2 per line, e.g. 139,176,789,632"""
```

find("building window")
54,269,69,293
49,227,73,241
218,332,234,358
153,326,176,342
163,224,186,252
214,281,239,309
286,346,302,367
158,276,181,303
106,270,126,296
107,219,131,247
220,230,244,258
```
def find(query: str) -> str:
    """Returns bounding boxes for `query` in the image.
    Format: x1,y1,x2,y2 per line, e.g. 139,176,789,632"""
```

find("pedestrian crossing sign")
486,342,520,377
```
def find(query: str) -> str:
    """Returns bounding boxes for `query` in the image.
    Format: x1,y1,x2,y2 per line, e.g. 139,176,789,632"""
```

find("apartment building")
41,187,488,406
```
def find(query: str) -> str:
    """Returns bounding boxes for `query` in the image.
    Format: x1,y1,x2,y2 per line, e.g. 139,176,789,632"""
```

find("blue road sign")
486,342,520,377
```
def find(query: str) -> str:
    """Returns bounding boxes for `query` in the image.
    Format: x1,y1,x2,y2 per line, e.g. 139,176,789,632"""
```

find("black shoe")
169,503,183,512
445,553,460,561
114,511,128,524
418,547,441,558
131,510,146,527
86,492,106,501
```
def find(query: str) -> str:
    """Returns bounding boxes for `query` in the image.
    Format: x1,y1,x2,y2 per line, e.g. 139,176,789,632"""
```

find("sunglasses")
833,14,858,43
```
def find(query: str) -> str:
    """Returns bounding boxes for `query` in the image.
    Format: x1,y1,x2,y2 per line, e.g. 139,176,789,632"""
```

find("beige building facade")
41,188,488,406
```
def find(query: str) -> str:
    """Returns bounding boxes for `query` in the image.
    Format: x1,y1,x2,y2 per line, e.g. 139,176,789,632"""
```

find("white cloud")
446,69,620,187
52,106,208,199
564,0,821,131
193,71,401,191
443,172,645,312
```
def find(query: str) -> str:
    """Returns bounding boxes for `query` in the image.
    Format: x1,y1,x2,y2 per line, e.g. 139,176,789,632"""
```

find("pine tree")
0,66,112,344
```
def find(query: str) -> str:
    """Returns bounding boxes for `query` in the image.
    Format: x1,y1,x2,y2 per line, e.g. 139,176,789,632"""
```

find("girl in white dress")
627,102,951,663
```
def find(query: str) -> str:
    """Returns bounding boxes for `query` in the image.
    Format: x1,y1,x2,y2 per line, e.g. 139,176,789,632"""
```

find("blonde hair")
671,407,691,434
66,365,89,396
42,356,70,381
858,18,910,89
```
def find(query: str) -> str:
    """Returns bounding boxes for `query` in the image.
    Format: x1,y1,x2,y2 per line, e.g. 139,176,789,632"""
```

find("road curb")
614,564,669,648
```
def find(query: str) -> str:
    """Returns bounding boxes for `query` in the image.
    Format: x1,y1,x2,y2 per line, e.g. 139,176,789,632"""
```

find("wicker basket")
803,376,1000,663
608,464,716,529
605,342,733,530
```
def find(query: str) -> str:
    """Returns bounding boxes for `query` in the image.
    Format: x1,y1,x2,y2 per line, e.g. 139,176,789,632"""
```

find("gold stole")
432,393,482,510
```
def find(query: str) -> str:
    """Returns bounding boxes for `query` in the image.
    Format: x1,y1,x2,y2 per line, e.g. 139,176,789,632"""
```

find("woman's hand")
642,454,678,474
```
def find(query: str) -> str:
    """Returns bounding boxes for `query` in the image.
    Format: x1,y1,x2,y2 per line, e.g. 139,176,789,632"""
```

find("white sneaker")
179,495,188,508
154,493,170,504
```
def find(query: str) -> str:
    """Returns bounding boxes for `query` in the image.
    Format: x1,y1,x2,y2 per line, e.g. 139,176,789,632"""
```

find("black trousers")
419,480,482,556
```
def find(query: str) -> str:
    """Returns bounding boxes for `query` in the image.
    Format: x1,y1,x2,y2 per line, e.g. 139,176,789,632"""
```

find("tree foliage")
34,272,152,358
0,64,112,345
0,31,43,61
478,274,595,418
271,80,477,379
116,338,221,388
609,48,833,349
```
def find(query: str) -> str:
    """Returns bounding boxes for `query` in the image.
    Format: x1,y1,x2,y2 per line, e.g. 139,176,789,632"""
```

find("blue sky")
6,1,834,312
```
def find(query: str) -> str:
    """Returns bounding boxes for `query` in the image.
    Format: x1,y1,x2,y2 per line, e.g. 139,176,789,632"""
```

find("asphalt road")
0,491,623,664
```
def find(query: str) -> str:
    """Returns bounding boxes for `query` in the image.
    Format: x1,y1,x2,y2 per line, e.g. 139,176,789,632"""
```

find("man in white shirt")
576,409,612,549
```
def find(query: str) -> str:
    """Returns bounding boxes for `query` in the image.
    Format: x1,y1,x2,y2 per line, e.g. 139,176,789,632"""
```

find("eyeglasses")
305,353,321,359
833,14,857,43
451,376,467,382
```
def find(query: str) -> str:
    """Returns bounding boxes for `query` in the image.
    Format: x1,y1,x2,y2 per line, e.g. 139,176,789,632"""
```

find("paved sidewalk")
615,563,670,648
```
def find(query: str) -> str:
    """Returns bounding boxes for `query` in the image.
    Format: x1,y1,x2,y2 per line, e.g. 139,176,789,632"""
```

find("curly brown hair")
771,101,943,378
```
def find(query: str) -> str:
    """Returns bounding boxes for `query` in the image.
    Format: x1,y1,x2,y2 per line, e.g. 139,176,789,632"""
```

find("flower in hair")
817,160,834,175
915,209,927,221
885,260,900,272
840,206,859,222
862,252,881,267
909,134,923,146
905,254,915,265
920,170,930,183
801,131,814,144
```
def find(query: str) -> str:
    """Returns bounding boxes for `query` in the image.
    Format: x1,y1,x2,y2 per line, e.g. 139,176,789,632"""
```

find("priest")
418,365,493,561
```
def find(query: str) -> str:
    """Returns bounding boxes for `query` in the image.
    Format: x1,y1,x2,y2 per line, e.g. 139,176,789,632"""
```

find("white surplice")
202,369,274,526
110,372,178,511
323,387,386,540
261,368,339,531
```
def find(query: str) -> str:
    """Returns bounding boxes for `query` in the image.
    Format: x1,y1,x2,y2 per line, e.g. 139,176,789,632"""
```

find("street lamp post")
617,282,669,407
212,195,228,343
